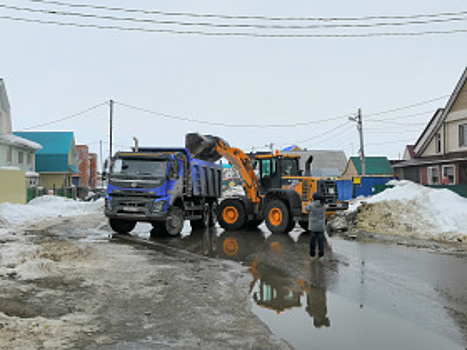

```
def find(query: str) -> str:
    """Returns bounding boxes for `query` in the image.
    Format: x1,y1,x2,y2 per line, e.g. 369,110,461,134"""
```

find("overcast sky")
1,0,466,164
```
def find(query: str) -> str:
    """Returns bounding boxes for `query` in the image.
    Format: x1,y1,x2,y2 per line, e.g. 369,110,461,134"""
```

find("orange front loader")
185,133,347,234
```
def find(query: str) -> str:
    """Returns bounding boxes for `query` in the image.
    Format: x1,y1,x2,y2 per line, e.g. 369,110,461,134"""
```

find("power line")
23,0,467,22
365,95,449,117
3,15,467,37
115,101,351,128
297,122,354,144
22,102,108,130
3,4,467,29
365,109,434,122
366,137,416,146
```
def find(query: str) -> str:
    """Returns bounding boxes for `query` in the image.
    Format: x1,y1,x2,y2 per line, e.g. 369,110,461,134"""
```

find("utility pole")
349,108,366,176
109,99,114,161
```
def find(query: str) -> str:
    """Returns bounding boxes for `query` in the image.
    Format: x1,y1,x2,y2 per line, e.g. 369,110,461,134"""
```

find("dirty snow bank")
348,180,467,242
0,196,103,235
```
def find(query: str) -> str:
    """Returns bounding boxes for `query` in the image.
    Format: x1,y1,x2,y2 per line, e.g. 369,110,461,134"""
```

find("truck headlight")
153,200,167,212
105,198,111,210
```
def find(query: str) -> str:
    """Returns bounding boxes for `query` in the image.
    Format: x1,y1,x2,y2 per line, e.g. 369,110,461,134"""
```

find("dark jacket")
306,201,326,232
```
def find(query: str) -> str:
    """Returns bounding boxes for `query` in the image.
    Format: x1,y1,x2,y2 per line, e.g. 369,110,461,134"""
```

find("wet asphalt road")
127,222,467,350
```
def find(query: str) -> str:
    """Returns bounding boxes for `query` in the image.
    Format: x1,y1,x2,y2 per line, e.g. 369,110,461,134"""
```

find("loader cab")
256,155,300,191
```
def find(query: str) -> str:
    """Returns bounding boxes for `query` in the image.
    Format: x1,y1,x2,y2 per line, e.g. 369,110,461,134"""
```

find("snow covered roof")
0,133,42,150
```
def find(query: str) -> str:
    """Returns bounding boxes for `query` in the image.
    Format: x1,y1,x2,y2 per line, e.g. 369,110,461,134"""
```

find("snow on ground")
347,180,467,242
0,196,103,236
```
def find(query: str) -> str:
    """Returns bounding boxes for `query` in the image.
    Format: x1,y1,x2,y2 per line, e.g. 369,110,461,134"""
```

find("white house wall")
445,95,467,153
414,109,444,156
0,143,36,171
420,124,445,157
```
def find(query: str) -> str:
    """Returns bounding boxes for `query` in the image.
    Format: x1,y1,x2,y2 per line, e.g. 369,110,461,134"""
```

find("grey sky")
1,0,466,163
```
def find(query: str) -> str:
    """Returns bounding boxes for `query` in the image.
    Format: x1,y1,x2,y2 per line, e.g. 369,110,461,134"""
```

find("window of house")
7,146,12,163
460,124,467,147
442,165,455,185
427,166,440,184
27,152,33,164
435,133,441,153
18,151,24,164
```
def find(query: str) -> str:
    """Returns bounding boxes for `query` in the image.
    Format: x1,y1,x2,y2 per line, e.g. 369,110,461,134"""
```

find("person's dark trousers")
310,231,325,257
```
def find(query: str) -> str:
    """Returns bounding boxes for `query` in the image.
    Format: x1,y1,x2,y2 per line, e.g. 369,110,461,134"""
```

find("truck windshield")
111,158,168,178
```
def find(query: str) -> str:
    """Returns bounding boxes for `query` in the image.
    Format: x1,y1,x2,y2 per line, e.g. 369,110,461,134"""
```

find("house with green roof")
14,131,81,189
342,156,394,180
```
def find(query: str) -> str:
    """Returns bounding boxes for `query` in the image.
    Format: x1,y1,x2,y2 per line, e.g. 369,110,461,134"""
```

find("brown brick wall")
77,145,90,187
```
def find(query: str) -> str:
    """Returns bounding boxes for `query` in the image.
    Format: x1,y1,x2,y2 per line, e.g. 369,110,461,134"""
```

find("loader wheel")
109,219,136,234
218,199,246,231
191,203,210,230
265,199,291,234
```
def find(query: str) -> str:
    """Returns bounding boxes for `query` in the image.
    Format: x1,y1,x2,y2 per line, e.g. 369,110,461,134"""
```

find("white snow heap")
0,195,103,232
348,180,467,239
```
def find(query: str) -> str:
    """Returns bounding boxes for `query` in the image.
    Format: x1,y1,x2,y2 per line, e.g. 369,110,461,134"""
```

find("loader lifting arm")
214,139,261,204
185,133,261,204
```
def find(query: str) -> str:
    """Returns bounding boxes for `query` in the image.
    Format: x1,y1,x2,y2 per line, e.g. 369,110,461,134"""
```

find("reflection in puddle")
137,226,464,350
250,258,331,329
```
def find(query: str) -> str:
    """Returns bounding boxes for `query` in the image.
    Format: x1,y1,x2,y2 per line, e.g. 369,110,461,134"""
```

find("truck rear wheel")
109,219,136,234
265,199,291,234
218,199,246,230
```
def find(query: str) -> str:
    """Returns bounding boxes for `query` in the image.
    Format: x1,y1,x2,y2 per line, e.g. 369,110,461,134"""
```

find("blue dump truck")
104,147,222,236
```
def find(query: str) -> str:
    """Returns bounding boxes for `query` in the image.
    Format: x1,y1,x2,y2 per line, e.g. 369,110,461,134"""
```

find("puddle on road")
126,224,464,350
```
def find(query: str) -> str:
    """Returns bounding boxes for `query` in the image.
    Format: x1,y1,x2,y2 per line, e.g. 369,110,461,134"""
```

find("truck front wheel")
265,199,291,234
165,207,184,236
109,219,136,234
218,199,246,231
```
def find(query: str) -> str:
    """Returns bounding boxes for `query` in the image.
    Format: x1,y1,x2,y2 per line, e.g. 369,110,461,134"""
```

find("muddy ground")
0,213,290,349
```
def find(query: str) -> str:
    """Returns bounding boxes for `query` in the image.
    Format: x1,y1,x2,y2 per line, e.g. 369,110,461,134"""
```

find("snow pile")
349,180,467,242
0,196,103,234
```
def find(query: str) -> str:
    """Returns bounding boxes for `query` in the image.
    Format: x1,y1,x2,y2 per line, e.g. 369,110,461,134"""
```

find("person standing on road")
306,192,326,259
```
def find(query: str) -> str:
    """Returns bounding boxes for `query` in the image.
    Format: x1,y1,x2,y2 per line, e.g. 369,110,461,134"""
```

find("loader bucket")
185,133,229,162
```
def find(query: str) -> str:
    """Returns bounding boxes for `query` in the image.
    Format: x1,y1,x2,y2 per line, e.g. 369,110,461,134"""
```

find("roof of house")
0,79,11,113
414,67,467,155
0,133,42,150
13,131,79,173
14,131,74,155
405,145,416,159
282,150,348,177
349,156,394,175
